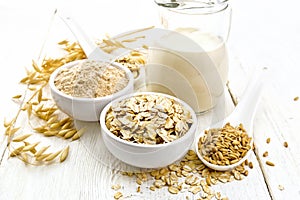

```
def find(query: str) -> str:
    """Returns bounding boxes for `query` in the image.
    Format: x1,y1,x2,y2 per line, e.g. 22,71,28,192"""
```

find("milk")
139,28,228,113
176,28,229,85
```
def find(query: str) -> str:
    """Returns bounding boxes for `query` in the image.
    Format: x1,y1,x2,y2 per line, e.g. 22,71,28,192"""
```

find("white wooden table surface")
0,0,300,199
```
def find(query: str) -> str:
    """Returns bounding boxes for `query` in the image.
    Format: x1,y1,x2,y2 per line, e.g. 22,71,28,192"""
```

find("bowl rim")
49,59,134,102
99,91,198,148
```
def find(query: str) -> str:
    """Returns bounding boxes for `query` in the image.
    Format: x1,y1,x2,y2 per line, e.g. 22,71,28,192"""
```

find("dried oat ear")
5,41,86,166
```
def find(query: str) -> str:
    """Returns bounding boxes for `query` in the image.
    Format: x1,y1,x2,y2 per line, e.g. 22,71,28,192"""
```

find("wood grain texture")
226,0,300,196
1,0,300,199
0,81,272,200
227,59,300,199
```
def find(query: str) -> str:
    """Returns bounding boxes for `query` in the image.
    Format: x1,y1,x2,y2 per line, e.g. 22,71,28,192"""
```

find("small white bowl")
49,59,134,121
99,92,198,169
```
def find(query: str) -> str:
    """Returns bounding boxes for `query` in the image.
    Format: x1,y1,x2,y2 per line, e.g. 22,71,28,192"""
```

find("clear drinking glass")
152,0,232,113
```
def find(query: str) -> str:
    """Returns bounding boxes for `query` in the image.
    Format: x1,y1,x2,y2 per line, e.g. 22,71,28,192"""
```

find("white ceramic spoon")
57,12,114,61
195,70,265,171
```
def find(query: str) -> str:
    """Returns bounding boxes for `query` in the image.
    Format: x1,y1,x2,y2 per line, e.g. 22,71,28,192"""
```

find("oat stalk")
4,41,86,165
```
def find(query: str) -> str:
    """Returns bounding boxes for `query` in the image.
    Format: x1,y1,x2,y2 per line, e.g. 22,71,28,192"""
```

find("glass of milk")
149,0,231,114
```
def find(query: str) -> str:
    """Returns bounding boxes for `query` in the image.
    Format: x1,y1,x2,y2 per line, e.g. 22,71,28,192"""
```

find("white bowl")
49,59,134,121
99,92,198,169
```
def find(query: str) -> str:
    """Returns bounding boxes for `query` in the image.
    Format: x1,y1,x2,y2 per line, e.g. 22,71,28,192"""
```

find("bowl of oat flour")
49,59,134,121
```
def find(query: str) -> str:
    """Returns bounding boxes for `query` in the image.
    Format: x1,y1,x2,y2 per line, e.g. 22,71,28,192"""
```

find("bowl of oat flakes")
99,92,198,168
49,59,134,121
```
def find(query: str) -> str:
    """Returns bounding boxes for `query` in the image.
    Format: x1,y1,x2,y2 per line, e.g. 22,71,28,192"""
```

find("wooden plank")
0,0,287,199
227,0,300,197
0,15,272,198
0,1,57,160
227,40,300,200
0,87,272,200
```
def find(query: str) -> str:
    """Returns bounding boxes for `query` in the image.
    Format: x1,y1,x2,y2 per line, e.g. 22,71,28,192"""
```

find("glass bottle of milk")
150,0,231,113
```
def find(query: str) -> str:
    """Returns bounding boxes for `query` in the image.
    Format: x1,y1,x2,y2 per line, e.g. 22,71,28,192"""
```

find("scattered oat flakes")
111,184,121,191
221,197,229,200
114,191,123,199
278,185,285,191
149,185,156,191
188,186,201,194
120,149,252,199
136,178,143,185
293,96,299,101
266,138,271,144
168,186,180,194
283,141,288,148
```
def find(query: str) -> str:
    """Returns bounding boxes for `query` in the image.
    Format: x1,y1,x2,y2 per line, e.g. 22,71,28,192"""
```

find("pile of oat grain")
198,123,252,166
54,60,129,98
